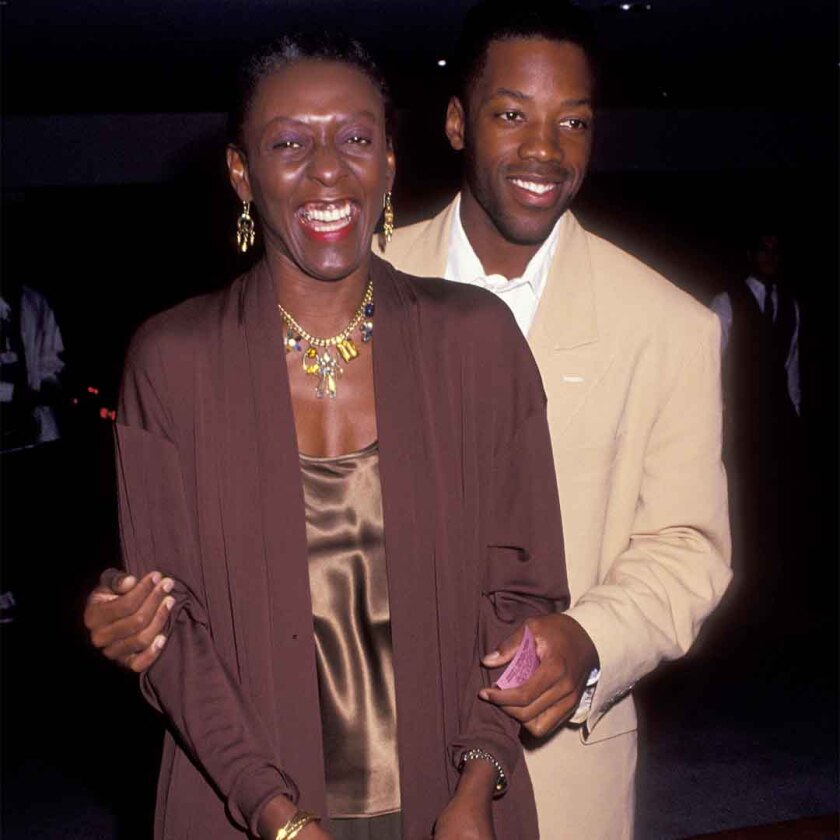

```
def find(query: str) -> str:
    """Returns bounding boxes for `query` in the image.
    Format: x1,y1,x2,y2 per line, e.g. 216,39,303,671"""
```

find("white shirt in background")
710,276,801,415
0,285,65,447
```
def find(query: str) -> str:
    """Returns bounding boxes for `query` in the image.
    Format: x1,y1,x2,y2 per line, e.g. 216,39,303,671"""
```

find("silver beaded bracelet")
457,747,508,796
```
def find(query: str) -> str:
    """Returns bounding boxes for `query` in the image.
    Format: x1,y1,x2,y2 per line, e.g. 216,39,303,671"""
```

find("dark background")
2,1,838,837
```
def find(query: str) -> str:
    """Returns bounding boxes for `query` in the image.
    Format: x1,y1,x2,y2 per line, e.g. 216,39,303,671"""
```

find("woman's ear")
226,145,253,203
385,144,396,195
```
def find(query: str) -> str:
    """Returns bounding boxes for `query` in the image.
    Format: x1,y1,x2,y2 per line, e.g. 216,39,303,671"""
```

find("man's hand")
478,613,599,738
83,568,174,672
433,759,496,840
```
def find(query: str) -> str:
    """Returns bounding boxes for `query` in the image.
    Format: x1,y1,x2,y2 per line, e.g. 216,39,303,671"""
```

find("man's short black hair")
452,0,597,105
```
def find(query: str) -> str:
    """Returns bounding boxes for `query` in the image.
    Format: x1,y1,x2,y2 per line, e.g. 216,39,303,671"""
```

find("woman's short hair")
230,31,395,146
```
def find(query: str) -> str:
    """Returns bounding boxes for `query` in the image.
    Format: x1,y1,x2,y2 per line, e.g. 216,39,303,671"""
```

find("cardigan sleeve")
115,330,297,835
449,404,570,780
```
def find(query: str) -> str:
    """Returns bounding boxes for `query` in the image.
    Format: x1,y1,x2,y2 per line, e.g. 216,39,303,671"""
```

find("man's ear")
226,145,253,203
445,96,467,152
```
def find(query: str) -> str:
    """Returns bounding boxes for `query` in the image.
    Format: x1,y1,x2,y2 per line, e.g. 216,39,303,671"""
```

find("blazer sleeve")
566,312,732,731
115,330,297,835
449,326,570,779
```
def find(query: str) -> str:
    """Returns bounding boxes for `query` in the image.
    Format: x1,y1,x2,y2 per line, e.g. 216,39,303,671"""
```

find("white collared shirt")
443,194,600,724
444,194,564,337
710,275,801,414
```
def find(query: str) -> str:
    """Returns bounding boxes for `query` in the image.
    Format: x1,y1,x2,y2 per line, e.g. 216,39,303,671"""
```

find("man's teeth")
510,178,556,195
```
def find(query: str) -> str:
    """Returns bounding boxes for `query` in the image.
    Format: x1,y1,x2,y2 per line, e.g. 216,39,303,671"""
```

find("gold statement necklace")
277,279,374,399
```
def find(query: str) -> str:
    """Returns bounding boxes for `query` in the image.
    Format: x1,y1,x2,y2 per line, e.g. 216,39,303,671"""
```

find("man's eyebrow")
487,89,593,109
490,87,531,102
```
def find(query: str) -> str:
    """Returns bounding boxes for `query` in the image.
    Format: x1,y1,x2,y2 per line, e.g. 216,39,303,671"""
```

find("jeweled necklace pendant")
277,279,374,400
302,347,343,399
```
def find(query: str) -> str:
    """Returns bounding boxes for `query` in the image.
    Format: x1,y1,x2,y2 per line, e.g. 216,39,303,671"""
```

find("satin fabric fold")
301,442,400,819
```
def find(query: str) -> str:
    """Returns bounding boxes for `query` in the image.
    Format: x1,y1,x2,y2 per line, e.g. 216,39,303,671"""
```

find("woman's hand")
257,795,334,840
432,759,497,840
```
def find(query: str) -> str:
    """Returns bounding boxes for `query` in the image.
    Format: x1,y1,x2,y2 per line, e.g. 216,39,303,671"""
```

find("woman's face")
228,59,395,282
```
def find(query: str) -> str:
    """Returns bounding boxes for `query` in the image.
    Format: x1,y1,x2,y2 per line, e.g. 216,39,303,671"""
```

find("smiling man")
375,3,731,837
84,2,730,837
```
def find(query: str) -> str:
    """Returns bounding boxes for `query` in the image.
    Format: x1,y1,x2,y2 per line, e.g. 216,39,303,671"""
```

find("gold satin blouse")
300,442,401,819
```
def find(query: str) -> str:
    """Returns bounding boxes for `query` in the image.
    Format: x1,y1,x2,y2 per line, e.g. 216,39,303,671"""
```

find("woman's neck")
266,250,372,339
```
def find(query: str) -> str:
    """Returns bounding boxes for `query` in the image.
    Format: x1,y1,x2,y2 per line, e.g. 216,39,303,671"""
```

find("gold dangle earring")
235,201,256,253
382,192,394,244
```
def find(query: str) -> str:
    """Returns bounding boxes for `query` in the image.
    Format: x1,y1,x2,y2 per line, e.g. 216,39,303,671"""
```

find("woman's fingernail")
478,689,490,701
153,635,167,651
162,578,174,593
164,596,175,611
151,572,162,585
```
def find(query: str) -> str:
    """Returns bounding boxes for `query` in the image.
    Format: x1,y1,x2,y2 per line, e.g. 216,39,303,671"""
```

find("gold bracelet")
275,809,319,840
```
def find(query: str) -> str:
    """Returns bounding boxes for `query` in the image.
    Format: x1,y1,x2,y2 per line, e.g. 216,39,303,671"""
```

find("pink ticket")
494,626,540,690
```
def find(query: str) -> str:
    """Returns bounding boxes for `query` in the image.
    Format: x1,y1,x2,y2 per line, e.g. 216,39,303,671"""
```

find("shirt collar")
746,274,777,295
446,193,564,296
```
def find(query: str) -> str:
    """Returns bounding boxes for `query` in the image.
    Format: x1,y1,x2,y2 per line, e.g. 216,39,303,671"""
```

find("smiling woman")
91,31,568,840
227,48,394,421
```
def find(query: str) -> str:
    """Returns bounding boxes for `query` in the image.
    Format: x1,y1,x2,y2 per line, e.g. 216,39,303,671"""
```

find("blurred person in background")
1,277,66,623
711,230,800,423
0,279,65,453
711,229,802,612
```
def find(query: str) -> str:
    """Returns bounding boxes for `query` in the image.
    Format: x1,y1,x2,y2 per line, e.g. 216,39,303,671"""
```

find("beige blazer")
375,197,731,838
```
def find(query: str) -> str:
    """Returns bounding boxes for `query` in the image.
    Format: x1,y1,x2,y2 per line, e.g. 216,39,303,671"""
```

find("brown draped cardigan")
115,256,568,839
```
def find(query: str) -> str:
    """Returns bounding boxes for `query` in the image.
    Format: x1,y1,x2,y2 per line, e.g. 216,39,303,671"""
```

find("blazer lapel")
529,214,616,436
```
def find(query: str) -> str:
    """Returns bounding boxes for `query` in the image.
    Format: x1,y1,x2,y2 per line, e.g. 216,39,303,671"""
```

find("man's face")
447,37,594,246
749,234,782,279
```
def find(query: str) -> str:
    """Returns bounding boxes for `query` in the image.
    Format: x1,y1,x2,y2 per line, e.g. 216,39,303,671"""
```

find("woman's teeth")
510,178,556,195
302,202,354,229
